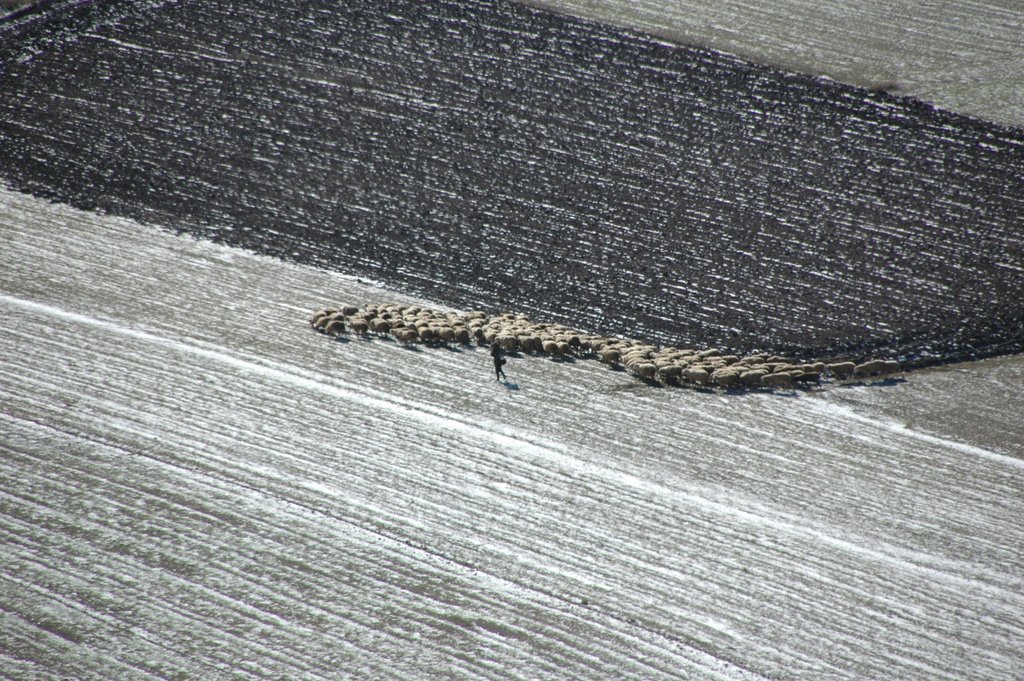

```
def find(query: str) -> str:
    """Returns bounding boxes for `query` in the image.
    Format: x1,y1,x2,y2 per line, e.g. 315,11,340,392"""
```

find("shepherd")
490,341,507,381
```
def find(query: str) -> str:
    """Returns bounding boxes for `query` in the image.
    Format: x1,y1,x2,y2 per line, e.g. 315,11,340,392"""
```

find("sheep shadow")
769,389,802,399
870,376,907,387
832,376,906,389
546,354,577,363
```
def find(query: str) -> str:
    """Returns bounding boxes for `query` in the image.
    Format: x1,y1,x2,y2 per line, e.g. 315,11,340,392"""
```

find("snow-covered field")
525,0,1024,129
3,188,1022,678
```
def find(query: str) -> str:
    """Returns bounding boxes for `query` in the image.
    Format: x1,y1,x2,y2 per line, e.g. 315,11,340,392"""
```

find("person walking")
490,341,507,381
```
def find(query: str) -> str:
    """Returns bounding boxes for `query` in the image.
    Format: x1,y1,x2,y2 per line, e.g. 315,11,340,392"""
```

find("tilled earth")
1,0,1022,366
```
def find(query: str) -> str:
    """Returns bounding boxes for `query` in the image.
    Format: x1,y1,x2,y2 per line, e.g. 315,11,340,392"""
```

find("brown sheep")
656,365,683,383
392,327,419,344
761,372,794,390
309,309,334,329
791,370,821,387
683,367,710,386
632,363,658,380
324,319,346,336
711,368,742,388
740,369,769,387
600,348,621,364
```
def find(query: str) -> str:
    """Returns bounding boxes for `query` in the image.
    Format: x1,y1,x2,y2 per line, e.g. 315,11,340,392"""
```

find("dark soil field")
2,0,1022,366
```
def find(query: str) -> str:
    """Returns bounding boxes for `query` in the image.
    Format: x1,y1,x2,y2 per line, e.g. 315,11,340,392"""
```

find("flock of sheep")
309,302,903,391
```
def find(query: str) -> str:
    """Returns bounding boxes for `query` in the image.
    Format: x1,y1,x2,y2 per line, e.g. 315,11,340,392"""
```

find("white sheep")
853,359,887,379
827,362,856,380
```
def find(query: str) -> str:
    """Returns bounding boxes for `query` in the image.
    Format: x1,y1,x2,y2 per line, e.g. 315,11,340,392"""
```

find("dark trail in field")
2,0,1022,365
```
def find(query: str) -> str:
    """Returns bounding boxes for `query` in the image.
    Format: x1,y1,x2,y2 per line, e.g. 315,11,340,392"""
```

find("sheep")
656,364,683,384
310,301,902,396
791,370,821,387
827,362,856,380
711,367,742,388
519,335,543,353
761,372,794,390
740,368,769,387
683,367,710,386
309,309,334,329
623,346,655,364
538,339,556,355
632,362,658,380
392,327,419,344
324,319,346,336
853,359,887,379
